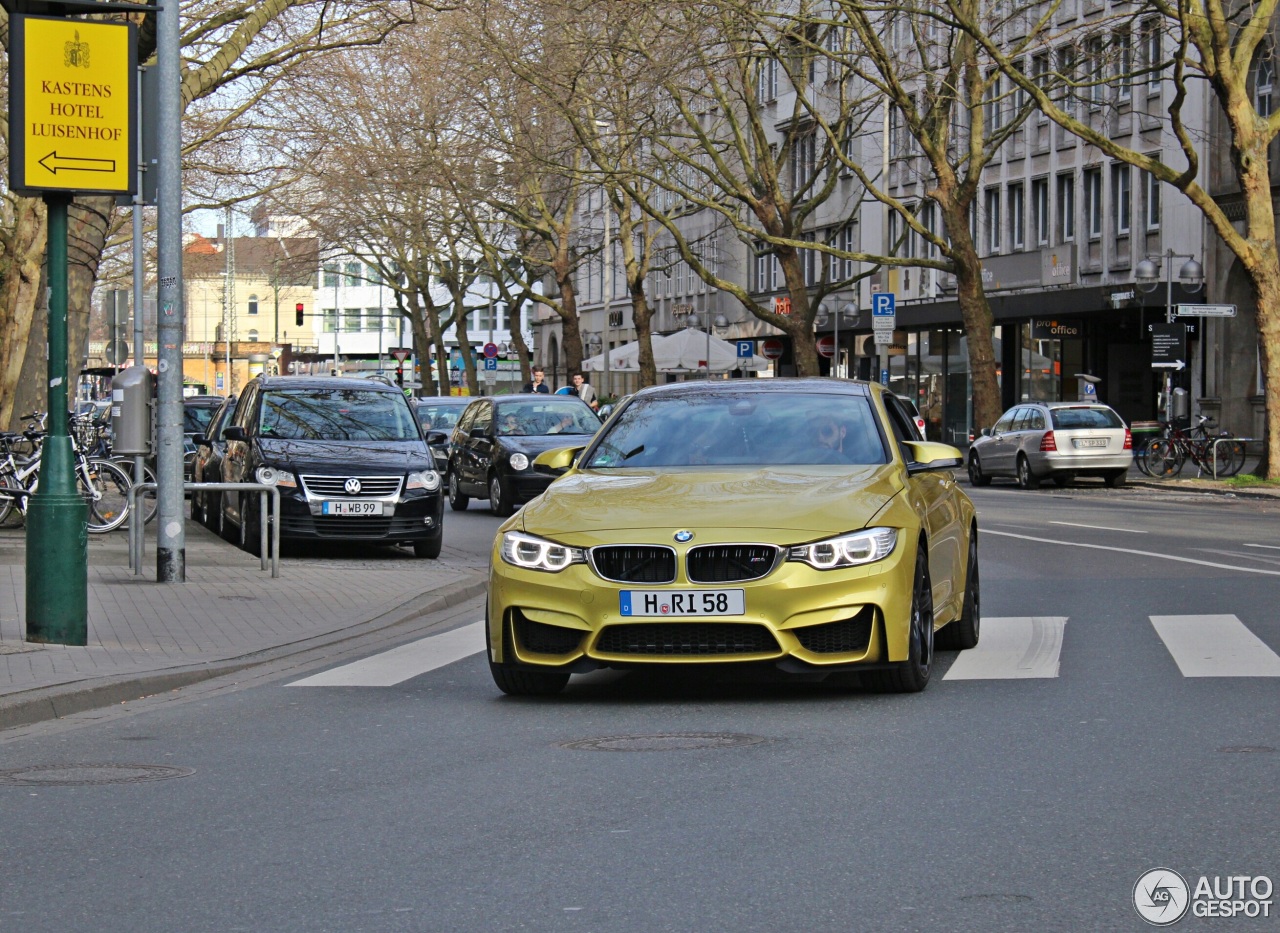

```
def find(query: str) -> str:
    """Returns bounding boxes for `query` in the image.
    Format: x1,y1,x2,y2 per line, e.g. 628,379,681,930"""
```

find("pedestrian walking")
572,373,599,410
522,367,550,394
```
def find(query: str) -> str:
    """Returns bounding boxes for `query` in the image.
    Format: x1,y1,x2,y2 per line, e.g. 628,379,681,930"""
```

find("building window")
756,56,778,102
247,329,258,342
889,105,902,159
1255,55,1275,116
247,295,259,316
343,309,361,333
829,224,856,280
323,264,338,289
1112,164,1131,235
984,70,1004,131
1031,52,1050,122
1033,178,1050,245
921,203,939,258
1086,36,1106,106
790,130,818,194
1116,30,1133,103
985,187,1002,254
344,262,361,287
1084,168,1102,239
1057,45,1078,115
753,242,777,292
1145,168,1161,230
1009,183,1025,250
1057,173,1075,243
323,310,337,333
1143,19,1162,91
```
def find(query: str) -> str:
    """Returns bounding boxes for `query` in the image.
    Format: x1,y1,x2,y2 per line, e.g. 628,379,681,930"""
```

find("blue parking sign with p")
872,293,896,316
736,340,753,358
483,358,498,371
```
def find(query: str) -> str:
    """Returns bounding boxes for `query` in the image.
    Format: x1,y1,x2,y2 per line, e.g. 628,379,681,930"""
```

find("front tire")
489,473,515,518
967,453,991,487
870,543,934,693
413,534,442,559
1016,454,1041,489
448,471,470,511
487,610,569,696
937,529,980,650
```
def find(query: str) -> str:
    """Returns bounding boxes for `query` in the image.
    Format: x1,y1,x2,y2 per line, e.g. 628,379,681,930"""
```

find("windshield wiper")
622,444,645,461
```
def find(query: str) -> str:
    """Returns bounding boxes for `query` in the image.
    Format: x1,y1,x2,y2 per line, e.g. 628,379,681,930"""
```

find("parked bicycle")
1135,414,1247,479
0,410,136,532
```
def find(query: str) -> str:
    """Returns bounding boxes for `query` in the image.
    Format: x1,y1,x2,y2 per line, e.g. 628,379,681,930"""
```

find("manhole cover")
1218,745,1276,754
0,764,194,786
558,732,766,752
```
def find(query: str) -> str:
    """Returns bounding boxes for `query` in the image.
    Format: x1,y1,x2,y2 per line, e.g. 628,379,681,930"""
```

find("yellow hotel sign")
9,16,136,196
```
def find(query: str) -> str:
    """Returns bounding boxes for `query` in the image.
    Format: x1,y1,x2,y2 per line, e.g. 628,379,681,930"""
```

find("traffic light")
295,303,305,326
395,364,404,387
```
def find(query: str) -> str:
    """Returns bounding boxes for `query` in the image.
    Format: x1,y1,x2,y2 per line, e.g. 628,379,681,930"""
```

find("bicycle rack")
1209,437,1255,480
128,482,281,578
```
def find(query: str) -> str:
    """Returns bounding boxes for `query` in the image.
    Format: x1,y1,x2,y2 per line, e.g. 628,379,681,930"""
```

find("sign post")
9,9,138,642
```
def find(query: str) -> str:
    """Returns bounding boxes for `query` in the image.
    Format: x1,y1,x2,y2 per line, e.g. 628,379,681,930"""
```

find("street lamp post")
1136,250,1203,424
602,202,612,399
332,265,340,376
815,301,857,378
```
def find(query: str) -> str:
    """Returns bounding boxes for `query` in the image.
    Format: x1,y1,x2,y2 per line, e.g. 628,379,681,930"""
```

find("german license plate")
321,500,384,516
619,589,745,617
1073,438,1107,449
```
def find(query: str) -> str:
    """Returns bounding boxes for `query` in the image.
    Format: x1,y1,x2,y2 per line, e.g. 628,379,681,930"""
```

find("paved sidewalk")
0,517,488,730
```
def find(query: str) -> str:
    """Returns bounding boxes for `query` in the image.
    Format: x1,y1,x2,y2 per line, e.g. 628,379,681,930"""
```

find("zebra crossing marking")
942,617,1067,680
1150,615,1280,677
288,621,485,687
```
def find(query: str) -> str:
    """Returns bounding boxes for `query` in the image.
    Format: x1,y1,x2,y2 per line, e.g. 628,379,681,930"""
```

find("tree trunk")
0,197,48,430
941,207,1003,433
507,296,532,385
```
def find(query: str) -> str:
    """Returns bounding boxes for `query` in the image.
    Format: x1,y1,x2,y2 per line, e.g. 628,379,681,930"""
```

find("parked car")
967,401,1132,489
484,378,979,696
219,376,443,557
448,395,601,517
414,396,472,475
190,395,237,531
183,395,225,480
894,394,928,439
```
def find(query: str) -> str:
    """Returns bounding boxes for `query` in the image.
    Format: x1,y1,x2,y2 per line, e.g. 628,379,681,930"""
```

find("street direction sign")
760,338,784,360
9,16,137,195
1177,304,1237,318
1150,322,1187,370
816,334,836,359
736,340,753,359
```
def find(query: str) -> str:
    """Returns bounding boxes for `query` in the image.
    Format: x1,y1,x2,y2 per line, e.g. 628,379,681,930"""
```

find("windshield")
260,389,421,441
183,405,218,434
417,404,464,433
496,402,600,437
1050,407,1124,430
583,392,887,467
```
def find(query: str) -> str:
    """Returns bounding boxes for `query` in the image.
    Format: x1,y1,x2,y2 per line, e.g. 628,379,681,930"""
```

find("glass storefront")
881,327,978,445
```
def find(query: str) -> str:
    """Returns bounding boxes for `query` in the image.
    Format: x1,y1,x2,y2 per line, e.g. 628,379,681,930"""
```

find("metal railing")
1210,436,1255,480
128,482,281,578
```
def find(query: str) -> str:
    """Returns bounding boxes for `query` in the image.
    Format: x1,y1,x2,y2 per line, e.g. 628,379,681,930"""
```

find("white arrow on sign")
1152,360,1187,370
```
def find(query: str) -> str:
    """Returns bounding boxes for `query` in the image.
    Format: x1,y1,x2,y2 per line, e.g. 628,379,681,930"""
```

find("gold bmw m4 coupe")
485,378,979,696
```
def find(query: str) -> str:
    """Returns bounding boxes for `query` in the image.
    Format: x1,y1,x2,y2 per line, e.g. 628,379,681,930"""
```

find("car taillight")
1040,431,1057,452
1123,428,1132,450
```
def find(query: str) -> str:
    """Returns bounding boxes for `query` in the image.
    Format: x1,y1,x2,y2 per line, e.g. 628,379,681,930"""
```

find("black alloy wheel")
937,528,980,650
870,543,934,693
1016,455,1041,489
967,453,991,486
489,473,515,518
448,471,470,511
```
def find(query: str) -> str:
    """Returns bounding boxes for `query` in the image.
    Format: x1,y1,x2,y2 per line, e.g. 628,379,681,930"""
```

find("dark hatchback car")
447,395,600,517
190,395,236,531
414,396,472,475
220,376,443,557
183,395,226,479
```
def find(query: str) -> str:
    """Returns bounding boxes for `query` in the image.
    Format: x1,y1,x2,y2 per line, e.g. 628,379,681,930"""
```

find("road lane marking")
943,617,1066,680
1150,615,1280,677
985,529,1280,576
288,621,485,687
1243,543,1280,551
1048,521,1146,534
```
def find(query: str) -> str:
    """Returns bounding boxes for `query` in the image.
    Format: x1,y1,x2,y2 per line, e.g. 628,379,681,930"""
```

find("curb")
0,571,488,731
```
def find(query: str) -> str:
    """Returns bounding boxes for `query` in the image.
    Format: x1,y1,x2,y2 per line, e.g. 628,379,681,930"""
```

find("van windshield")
260,389,420,441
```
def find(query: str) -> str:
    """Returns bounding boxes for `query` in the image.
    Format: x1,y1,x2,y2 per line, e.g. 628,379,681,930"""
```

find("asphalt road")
2,486,1278,932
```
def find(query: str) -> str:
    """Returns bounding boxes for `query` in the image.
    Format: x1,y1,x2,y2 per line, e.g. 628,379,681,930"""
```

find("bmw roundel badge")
674,530,694,543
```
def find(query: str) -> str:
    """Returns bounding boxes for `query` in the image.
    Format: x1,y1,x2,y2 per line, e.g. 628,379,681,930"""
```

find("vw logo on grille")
344,478,362,495
673,530,694,543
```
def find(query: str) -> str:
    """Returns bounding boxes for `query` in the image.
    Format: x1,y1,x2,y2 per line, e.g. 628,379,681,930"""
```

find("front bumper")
487,536,917,673
275,489,443,542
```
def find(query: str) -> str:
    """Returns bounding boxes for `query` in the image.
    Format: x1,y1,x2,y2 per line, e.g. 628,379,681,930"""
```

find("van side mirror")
223,426,248,442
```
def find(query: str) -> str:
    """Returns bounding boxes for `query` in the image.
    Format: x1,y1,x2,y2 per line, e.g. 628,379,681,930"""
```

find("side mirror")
470,427,489,439
902,440,964,474
980,427,991,438
533,445,585,476
192,434,209,448
426,430,448,446
223,426,248,442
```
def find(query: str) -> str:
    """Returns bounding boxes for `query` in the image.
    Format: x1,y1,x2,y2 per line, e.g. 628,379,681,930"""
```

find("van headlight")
406,470,441,492
255,466,296,488
788,528,897,569
508,452,530,472
501,531,585,572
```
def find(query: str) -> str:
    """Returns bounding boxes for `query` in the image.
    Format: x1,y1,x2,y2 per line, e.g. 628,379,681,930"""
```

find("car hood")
517,465,903,543
256,438,431,473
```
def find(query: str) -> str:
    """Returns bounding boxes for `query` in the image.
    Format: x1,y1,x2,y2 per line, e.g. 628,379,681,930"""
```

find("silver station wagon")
967,402,1132,488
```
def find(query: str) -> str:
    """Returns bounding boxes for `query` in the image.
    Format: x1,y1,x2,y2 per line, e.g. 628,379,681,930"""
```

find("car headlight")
406,469,441,492
500,531,585,572
788,527,898,570
508,452,530,472
255,466,297,488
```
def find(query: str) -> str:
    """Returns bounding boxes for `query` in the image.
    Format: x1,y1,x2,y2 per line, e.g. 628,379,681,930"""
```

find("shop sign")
1031,319,1081,339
